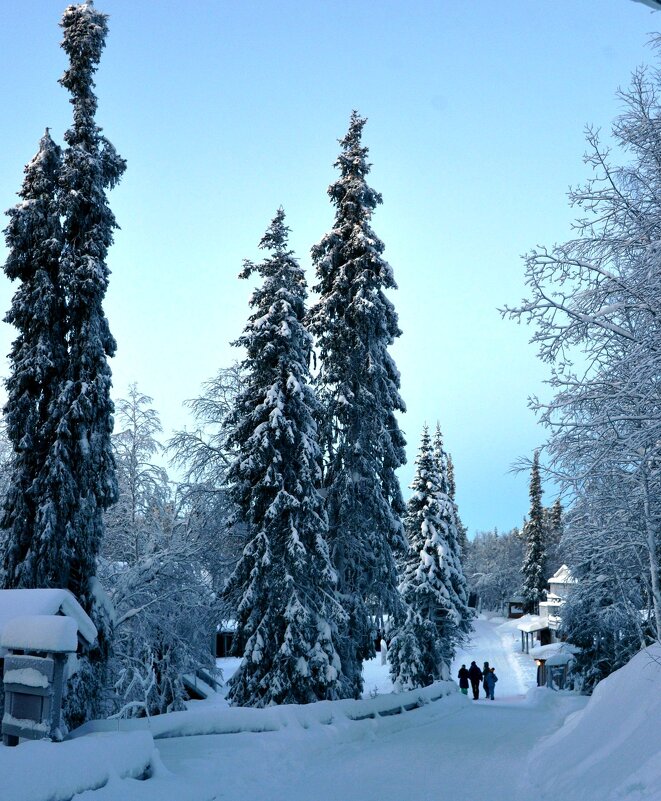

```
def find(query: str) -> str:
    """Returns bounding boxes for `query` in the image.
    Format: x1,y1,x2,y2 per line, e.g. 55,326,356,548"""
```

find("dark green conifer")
224,210,343,706
521,451,547,613
308,112,407,697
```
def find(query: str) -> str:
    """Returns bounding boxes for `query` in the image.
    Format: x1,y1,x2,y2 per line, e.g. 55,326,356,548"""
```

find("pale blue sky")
0,1,658,534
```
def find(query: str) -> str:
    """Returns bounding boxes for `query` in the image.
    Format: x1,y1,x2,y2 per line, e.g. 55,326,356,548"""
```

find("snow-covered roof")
0,589,97,655
529,642,581,661
1,615,78,653
545,652,575,667
517,616,546,633
547,564,576,585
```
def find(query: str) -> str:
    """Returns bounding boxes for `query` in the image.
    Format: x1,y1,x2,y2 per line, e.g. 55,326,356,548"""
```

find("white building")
517,565,577,654
538,564,576,633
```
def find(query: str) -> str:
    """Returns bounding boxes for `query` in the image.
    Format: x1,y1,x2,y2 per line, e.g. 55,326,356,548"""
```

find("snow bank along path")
0,731,157,801
525,642,661,801
73,681,457,740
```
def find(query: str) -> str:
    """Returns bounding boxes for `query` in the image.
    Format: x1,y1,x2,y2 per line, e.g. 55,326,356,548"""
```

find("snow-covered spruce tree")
223,209,344,707
56,1,126,725
544,498,564,577
431,424,472,645
308,111,407,698
389,426,453,690
1,131,67,589
446,453,468,551
521,451,547,614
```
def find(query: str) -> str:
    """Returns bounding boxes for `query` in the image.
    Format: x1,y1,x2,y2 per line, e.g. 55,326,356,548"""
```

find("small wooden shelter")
0,589,97,745
529,642,580,689
517,617,552,653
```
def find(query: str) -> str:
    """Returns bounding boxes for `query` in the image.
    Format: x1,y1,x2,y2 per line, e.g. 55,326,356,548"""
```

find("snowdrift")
72,680,457,740
0,731,158,801
522,642,661,801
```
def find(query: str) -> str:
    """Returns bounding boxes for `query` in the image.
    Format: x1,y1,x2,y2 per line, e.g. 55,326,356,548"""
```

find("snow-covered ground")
451,614,539,698
5,616,661,801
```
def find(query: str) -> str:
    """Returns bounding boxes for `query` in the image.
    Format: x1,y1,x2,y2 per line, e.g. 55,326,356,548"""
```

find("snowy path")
76,619,584,801
451,615,539,698
86,617,584,801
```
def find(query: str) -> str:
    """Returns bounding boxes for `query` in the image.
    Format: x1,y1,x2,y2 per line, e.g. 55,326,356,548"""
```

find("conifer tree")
549,498,562,540
446,452,468,551
544,497,564,577
1,131,67,587
223,209,344,707
57,0,125,581
521,451,547,613
389,426,452,690
432,424,472,645
308,111,407,697
1,3,124,725
446,453,456,501
50,1,125,724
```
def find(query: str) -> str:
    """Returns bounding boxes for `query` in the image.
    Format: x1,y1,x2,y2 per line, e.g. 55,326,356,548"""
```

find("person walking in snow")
482,661,490,698
485,667,498,700
457,664,469,695
467,661,483,700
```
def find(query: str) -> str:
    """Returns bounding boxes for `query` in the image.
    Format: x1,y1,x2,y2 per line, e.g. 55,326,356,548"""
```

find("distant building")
507,594,526,619
538,564,576,633
517,565,576,653
216,620,238,658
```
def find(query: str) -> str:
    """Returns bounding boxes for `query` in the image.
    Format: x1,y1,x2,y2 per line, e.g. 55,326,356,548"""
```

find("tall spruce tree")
548,498,562,541
1,3,124,725
389,426,453,690
1,131,67,587
223,209,344,707
54,1,125,724
432,424,472,645
544,498,564,577
446,452,468,551
308,111,407,697
521,451,547,613
57,0,125,587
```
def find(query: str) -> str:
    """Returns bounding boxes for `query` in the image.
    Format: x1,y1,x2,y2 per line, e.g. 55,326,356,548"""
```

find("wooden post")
49,654,66,740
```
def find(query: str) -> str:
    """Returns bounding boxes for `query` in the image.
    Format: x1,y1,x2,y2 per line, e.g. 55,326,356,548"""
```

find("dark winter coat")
457,667,469,689
485,671,498,689
468,663,483,684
